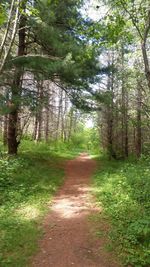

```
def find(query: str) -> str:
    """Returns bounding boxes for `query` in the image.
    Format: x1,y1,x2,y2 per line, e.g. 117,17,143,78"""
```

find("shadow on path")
31,154,120,267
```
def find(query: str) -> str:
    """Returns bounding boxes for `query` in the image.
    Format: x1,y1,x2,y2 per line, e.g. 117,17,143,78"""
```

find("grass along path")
0,142,77,267
92,156,150,267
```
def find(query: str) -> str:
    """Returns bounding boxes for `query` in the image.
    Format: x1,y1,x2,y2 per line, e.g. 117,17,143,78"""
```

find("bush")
93,156,150,267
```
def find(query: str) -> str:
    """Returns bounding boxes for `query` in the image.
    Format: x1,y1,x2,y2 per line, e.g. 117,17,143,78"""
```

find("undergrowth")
0,140,77,267
93,155,150,267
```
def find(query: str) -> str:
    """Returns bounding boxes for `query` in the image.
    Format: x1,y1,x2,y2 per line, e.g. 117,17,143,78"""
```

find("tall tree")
0,0,99,154
7,1,26,154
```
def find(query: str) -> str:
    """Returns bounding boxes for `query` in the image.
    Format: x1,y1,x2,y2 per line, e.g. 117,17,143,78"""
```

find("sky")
83,0,108,21
85,118,94,128
82,1,108,129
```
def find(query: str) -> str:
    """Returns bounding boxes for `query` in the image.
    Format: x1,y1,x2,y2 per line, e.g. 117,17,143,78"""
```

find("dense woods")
0,1,150,267
95,0,150,159
0,0,99,154
0,0,150,158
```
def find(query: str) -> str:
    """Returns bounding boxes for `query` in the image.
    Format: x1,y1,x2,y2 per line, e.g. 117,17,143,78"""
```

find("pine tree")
0,0,99,154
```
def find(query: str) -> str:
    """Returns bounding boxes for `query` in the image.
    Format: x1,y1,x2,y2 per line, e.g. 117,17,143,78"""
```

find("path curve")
31,154,120,267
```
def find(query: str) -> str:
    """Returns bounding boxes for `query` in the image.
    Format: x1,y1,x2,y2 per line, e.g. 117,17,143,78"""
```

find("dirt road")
31,154,120,267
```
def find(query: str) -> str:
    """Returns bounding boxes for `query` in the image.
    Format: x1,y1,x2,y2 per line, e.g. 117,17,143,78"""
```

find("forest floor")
31,153,120,267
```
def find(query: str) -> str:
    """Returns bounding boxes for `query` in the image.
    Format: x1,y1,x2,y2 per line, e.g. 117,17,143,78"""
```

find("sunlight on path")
31,154,120,267
51,183,99,219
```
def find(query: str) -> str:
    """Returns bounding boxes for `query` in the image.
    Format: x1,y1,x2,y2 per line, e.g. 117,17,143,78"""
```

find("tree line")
0,0,150,158
0,0,99,154
94,0,150,158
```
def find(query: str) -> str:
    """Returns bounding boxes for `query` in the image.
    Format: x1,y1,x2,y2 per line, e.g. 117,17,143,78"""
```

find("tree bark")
56,89,63,140
136,84,142,157
141,42,150,90
7,5,26,154
33,113,38,140
3,115,8,146
107,54,115,159
34,81,43,142
45,107,50,142
0,0,20,74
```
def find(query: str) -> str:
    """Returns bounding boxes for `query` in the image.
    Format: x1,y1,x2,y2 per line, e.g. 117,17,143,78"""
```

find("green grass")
0,140,78,267
92,155,150,267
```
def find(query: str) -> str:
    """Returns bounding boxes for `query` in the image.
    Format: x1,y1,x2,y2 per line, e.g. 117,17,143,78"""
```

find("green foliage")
0,140,74,267
70,131,87,149
86,127,100,154
2,0,100,113
104,0,150,45
20,139,80,159
0,4,6,26
93,156,150,267
66,121,100,152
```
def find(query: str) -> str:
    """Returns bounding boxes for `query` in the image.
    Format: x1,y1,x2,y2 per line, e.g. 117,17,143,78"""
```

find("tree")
0,0,99,154
0,0,20,74
103,0,150,89
89,0,150,158
7,1,26,154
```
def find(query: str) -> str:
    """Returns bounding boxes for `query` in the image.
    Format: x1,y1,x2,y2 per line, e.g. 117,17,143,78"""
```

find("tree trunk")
34,81,43,142
56,89,63,140
33,114,38,141
8,109,19,154
121,85,129,158
124,92,128,157
141,42,150,90
136,84,142,157
3,115,8,146
120,46,128,158
68,108,74,141
0,0,20,74
107,114,114,159
107,56,115,159
45,105,50,142
7,5,26,154
36,108,42,141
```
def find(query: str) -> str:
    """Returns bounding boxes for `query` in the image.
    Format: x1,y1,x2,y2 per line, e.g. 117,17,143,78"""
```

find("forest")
0,0,150,266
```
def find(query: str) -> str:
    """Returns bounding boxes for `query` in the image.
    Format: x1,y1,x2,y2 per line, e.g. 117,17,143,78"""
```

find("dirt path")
31,154,120,267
